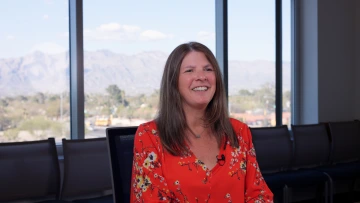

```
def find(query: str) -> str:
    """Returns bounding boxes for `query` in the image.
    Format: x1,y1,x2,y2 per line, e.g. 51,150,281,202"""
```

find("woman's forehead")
180,51,211,66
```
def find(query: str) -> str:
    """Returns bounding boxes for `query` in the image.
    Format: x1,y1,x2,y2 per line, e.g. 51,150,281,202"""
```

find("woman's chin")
192,101,211,109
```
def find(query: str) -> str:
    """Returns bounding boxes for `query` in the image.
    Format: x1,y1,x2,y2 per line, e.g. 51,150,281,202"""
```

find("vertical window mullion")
69,0,85,139
215,0,229,100
276,0,283,126
291,0,299,125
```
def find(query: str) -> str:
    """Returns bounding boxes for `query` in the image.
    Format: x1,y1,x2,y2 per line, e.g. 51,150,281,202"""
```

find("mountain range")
0,50,290,98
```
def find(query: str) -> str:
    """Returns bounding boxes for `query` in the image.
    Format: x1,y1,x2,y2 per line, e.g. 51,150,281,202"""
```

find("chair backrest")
291,123,331,169
250,125,293,174
61,137,112,199
328,120,360,164
106,126,137,203
0,138,61,202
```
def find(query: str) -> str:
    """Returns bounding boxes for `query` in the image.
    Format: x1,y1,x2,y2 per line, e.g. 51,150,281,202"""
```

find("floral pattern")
131,118,273,203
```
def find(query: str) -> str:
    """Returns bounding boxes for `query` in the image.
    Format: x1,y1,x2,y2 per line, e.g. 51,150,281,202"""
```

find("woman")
131,42,273,203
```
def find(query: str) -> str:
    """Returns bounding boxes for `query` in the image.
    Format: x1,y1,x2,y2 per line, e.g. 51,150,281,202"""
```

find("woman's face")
178,51,216,111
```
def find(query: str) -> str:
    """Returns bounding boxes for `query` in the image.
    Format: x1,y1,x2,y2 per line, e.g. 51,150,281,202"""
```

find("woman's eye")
185,69,193,73
205,68,213,71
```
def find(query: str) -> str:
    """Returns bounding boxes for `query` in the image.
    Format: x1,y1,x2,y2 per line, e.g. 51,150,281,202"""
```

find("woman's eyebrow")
182,64,212,69
182,65,195,69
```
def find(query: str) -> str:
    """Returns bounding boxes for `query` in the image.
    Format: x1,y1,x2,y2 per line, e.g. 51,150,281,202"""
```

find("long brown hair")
156,42,239,156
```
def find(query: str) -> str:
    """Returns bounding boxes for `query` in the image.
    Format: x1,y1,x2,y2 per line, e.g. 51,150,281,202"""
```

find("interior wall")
317,0,357,122
355,0,360,119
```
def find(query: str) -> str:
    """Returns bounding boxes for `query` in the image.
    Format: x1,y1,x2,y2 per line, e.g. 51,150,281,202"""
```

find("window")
0,0,70,143
228,0,276,127
83,1,215,138
282,0,291,126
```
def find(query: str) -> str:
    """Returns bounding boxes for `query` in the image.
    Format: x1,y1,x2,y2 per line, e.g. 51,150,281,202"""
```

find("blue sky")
0,0,290,61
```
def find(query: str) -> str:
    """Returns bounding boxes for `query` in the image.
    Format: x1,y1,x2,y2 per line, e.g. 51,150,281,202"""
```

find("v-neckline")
185,138,227,172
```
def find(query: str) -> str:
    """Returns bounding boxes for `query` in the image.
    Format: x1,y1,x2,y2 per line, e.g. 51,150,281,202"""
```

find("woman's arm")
130,123,172,203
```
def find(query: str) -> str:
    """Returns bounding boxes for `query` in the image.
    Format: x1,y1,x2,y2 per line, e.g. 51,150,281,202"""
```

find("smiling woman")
130,42,274,203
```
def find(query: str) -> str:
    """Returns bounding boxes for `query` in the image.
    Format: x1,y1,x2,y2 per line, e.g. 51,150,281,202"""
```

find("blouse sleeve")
243,125,274,203
130,123,172,203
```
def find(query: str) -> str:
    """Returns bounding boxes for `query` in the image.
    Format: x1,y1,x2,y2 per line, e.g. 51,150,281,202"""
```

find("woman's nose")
196,72,207,81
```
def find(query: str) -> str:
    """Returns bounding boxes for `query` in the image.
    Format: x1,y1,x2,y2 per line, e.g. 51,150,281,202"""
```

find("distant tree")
101,105,112,115
283,90,291,102
238,89,253,96
18,116,64,139
0,99,9,107
134,106,155,120
17,95,28,102
3,128,19,142
33,92,46,104
283,90,291,111
253,83,275,111
6,97,15,102
229,95,257,113
46,101,60,119
49,94,60,101
152,89,160,97
106,84,128,108
126,107,135,121
0,115,11,131
106,85,122,103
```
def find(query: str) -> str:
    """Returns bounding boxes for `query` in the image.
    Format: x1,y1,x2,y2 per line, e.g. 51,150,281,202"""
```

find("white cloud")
29,42,67,55
86,29,127,41
140,30,171,41
97,23,122,32
43,14,49,20
82,23,171,42
197,31,215,41
60,22,172,42
79,23,140,41
122,25,141,33
6,35,15,40
97,23,140,33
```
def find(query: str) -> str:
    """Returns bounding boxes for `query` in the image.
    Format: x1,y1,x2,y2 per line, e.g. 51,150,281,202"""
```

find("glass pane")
0,0,70,143
83,1,215,138
228,0,276,127
283,0,291,127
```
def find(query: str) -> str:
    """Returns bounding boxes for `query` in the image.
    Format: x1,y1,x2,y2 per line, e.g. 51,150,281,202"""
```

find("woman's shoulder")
229,117,249,130
138,119,158,131
135,120,161,146
229,117,252,142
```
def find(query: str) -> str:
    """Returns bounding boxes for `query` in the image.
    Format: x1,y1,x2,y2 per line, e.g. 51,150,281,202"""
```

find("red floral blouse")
130,118,273,203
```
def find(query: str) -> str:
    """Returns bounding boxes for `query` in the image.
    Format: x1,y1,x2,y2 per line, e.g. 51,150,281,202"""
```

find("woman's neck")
183,107,205,126
183,106,210,140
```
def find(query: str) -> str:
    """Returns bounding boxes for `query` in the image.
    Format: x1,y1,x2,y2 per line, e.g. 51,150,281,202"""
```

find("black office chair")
316,121,360,202
250,125,293,203
291,124,333,203
106,126,138,203
328,121,360,164
61,138,113,203
0,138,69,203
